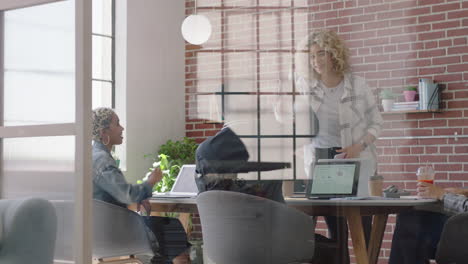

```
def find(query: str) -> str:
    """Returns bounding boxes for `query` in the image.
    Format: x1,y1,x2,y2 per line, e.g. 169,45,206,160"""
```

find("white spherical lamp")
181,14,212,45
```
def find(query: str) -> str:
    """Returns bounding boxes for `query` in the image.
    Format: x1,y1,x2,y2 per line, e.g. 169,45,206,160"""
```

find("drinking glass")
416,165,435,184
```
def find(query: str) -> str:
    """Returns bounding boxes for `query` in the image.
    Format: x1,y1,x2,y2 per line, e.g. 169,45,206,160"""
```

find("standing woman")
296,30,383,264
92,107,190,264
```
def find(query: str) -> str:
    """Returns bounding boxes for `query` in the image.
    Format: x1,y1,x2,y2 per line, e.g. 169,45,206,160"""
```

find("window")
188,0,312,181
92,0,114,109
2,0,114,195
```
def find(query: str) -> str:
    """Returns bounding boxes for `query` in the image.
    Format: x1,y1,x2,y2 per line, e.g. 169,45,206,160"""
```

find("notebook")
317,158,374,197
306,160,360,199
152,164,199,198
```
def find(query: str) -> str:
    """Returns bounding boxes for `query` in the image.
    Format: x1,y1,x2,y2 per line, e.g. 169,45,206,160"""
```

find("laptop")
317,158,374,197
152,164,199,198
305,160,360,199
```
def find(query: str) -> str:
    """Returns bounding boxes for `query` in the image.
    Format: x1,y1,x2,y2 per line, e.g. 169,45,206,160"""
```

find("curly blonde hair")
92,107,115,142
307,29,350,79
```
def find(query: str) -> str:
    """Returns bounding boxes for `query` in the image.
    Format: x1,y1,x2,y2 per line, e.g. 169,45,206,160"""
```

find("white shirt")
312,80,344,148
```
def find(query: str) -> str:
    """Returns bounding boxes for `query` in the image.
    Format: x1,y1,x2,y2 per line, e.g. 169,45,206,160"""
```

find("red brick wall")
185,0,468,263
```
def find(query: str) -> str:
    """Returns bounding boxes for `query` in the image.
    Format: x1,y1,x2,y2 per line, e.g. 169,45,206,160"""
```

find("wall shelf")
381,109,442,115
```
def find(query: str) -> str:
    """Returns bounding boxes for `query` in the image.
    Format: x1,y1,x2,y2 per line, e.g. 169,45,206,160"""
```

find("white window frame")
0,0,92,263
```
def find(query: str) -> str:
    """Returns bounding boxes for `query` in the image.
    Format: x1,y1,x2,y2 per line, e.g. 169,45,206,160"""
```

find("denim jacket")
93,141,153,208
443,193,468,214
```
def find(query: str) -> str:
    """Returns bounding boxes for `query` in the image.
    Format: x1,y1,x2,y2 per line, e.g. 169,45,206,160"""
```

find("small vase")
382,99,394,112
403,90,417,102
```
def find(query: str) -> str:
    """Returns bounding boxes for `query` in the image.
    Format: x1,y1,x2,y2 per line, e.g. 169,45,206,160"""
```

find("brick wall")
185,0,468,263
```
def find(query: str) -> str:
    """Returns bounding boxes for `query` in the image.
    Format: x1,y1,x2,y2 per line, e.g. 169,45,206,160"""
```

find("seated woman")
92,107,190,264
389,180,468,264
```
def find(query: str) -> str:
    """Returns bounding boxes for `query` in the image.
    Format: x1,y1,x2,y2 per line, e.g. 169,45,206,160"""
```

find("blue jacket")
443,193,468,214
92,141,153,208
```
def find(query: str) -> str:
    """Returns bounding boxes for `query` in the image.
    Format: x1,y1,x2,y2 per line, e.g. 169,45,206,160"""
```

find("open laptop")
318,158,374,197
152,164,199,198
306,160,360,199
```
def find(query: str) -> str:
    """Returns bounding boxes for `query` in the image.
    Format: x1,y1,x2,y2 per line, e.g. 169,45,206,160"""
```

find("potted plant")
141,137,198,193
380,89,396,112
403,86,417,102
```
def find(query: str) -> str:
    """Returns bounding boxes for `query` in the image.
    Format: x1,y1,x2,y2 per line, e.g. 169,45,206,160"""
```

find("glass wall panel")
92,35,112,81
197,11,222,48
192,94,222,122
92,0,112,35
226,11,256,49
259,0,291,7
2,134,76,263
224,95,257,135
2,136,75,199
4,71,75,126
260,138,293,180
4,0,75,126
186,0,468,261
2,2,79,263
92,80,113,108
260,95,292,135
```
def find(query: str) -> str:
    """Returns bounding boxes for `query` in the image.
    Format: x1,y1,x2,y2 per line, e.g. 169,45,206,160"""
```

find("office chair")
53,199,153,264
0,197,57,264
435,212,468,264
196,190,315,264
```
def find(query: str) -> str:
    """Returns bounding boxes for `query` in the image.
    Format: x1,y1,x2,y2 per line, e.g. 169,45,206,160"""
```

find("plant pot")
382,99,394,112
403,90,417,102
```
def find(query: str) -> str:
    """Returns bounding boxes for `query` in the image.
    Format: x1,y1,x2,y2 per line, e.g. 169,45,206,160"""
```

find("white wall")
116,0,185,182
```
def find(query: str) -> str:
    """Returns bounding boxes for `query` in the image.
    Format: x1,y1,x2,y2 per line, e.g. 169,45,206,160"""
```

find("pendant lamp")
181,0,212,45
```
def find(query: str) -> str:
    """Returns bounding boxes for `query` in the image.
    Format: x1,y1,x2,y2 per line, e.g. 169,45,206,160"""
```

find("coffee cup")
368,175,384,197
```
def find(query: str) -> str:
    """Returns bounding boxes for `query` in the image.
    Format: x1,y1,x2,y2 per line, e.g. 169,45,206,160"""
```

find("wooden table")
149,196,438,264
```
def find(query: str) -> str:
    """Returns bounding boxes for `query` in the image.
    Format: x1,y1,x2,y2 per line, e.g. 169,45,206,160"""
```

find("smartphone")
334,152,347,159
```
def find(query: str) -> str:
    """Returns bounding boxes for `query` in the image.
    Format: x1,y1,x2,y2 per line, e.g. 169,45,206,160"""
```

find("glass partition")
186,0,468,184
1,1,82,263
186,0,468,262
4,0,75,126
2,136,75,198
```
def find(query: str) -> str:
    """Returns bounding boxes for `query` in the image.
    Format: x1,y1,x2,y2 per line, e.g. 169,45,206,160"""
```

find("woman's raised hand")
147,167,163,187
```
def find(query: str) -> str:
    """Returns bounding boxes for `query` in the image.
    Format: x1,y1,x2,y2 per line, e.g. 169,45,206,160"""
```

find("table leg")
367,214,388,264
346,207,369,264
178,212,191,234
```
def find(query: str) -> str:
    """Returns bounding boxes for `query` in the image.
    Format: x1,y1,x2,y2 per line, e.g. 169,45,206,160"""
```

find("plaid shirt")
296,73,383,177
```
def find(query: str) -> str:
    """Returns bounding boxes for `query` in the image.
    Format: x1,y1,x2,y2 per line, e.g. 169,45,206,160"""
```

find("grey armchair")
196,190,315,264
92,199,154,262
53,199,153,263
436,212,468,264
0,197,57,264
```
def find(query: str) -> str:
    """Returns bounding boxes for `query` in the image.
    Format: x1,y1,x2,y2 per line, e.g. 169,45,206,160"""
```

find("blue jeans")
389,210,448,264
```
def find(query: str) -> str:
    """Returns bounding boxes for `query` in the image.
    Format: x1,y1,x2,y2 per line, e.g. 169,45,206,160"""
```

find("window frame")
92,0,115,108
193,1,313,181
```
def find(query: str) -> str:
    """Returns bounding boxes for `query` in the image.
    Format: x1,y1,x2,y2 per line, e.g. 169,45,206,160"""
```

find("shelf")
381,109,442,115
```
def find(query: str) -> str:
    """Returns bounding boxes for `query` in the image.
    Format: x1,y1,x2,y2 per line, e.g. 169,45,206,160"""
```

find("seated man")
194,127,290,203
389,181,468,264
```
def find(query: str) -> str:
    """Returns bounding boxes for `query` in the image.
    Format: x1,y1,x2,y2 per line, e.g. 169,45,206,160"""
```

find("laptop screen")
307,161,360,198
170,165,198,194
